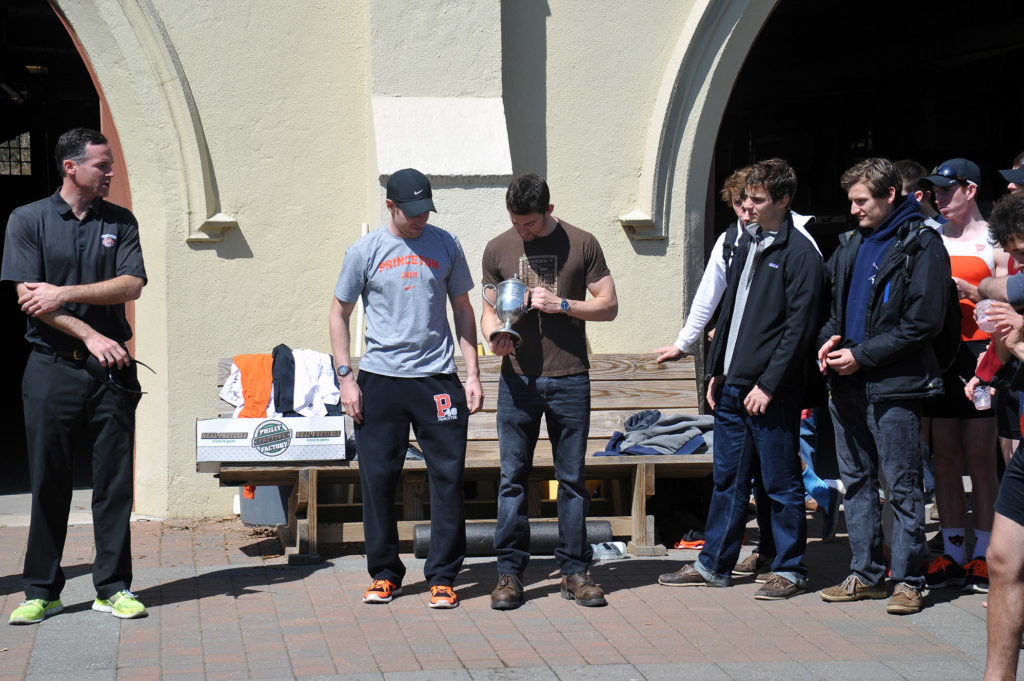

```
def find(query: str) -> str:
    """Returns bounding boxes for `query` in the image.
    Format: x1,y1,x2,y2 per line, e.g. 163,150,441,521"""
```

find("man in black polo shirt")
2,128,148,624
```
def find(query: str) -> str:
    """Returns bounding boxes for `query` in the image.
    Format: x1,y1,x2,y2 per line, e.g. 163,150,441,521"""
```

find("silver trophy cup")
482,274,531,347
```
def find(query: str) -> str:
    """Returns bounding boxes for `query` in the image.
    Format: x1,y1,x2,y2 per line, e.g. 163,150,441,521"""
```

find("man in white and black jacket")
816,158,951,616
659,158,827,600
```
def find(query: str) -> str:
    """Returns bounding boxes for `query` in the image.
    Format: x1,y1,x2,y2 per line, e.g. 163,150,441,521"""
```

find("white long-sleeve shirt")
673,212,819,353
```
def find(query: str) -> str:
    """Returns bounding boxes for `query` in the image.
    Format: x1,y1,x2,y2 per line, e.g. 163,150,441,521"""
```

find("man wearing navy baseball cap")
923,158,983,189
1000,152,1024,195
329,167,483,609
386,167,437,218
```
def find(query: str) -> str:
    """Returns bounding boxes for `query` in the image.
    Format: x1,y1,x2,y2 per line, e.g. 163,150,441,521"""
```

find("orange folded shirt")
234,353,274,418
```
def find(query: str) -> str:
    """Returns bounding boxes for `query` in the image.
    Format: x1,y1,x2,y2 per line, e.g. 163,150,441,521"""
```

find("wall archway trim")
55,0,236,242
619,0,776,241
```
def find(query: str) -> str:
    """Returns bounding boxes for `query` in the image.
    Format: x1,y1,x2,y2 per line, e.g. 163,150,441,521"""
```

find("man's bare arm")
30,306,130,368
978,276,1010,303
529,274,618,321
328,297,363,423
18,275,144,317
451,292,483,413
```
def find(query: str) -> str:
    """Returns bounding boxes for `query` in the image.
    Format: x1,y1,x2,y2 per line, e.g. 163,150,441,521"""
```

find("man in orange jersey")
920,159,1008,595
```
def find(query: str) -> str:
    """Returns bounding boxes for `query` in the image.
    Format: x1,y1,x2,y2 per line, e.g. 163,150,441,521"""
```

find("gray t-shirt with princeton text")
334,223,473,377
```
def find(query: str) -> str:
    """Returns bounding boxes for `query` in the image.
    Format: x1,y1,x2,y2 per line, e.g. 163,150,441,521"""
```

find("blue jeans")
494,370,592,575
696,383,806,586
757,408,819,559
829,377,926,589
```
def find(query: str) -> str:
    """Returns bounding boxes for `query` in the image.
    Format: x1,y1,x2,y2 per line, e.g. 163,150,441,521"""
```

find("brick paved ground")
0,515,1001,680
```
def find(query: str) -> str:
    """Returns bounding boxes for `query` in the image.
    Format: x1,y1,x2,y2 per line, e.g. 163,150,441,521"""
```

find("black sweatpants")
21,350,140,601
355,371,468,586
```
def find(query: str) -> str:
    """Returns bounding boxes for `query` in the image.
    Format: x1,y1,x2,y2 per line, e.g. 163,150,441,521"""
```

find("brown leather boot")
560,571,607,607
490,573,525,610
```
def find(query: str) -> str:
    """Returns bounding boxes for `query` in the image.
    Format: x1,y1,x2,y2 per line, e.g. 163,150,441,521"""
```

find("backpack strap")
722,223,740,269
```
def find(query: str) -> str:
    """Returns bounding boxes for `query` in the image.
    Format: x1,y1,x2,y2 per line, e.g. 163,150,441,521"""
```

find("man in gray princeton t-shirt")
329,168,482,610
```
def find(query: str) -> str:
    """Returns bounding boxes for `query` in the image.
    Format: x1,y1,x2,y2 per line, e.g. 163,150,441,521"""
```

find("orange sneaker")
362,578,401,604
428,585,459,609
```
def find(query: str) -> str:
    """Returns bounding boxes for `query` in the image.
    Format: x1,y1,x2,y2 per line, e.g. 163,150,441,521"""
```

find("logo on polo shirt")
101,233,117,248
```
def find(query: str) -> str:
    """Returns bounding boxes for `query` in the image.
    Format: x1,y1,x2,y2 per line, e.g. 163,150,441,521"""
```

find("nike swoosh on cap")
413,189,424,195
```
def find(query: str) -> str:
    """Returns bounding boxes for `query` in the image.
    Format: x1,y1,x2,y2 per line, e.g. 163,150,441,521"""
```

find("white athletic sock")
942,528,966,564
973,530,991,560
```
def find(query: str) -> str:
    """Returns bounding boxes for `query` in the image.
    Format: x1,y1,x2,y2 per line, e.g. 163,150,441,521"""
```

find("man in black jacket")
658,158,827,600
817,158,950,615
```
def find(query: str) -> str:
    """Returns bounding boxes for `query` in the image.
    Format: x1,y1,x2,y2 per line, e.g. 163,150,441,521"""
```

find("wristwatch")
336,364,352,378
560,298,570,313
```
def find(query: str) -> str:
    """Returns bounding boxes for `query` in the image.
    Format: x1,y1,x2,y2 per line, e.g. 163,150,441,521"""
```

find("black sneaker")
925,554,966,588
963,557,989,594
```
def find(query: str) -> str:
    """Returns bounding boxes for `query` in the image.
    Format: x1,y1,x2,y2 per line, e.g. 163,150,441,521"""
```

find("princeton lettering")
377,254,440,272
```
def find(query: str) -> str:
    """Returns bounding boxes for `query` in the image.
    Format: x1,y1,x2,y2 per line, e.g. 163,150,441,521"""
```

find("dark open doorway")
712,0,1024,260
0,0,100,493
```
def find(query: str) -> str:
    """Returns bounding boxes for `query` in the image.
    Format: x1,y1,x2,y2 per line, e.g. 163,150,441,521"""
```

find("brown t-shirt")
481,219,611,377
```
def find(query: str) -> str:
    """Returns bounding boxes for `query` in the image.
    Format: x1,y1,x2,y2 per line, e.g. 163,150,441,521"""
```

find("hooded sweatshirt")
844,196,925,345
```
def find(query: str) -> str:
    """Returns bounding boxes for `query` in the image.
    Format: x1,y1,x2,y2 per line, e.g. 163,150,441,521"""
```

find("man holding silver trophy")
481,174,618,610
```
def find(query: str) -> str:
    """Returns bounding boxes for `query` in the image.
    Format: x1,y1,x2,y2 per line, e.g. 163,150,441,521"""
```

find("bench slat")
217,353,697,386
216,453,713,485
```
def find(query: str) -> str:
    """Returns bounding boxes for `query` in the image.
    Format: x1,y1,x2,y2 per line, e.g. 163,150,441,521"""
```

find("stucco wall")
60,0,758,517
502,1,699,355
62,0,372,517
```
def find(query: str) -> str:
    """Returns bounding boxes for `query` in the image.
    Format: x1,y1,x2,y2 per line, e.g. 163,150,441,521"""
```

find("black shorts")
925,340,995,420
995,388,1022,440
996,446,1024,527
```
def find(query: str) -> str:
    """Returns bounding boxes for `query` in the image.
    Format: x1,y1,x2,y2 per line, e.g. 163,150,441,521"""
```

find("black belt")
33,345,88,361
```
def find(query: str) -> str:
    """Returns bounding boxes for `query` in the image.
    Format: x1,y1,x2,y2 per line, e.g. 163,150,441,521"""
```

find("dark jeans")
696,383,806,586
829,376,926,589
22,351,139,601
355,371,468,587
494,370,592,575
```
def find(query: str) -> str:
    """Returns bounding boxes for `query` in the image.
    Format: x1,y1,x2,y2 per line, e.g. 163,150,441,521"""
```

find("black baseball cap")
923,158,982,188
1000,167,1024,186
386,168,436,216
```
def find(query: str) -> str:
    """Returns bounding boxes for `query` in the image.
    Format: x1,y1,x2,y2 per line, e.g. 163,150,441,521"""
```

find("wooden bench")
208,352,712,560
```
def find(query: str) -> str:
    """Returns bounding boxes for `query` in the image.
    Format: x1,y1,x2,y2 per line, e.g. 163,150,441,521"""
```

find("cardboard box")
196,416,346,473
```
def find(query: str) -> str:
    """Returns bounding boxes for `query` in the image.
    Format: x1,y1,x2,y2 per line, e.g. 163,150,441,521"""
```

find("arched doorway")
0,0,130,493
713,0,1024,259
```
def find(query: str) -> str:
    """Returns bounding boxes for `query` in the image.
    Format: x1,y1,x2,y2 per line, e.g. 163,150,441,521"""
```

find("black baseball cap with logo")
386,168,436,216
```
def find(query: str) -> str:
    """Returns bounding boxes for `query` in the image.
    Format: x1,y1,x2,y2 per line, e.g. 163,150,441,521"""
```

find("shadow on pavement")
0,563,93,598
132,562,332,608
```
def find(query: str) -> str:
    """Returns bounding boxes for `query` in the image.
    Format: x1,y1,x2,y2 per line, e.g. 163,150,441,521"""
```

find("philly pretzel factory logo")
251,420,293,457
433,393,458,422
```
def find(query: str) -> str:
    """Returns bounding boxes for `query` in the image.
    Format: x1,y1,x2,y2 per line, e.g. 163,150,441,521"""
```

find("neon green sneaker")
9,598,63,625
92,590,147,619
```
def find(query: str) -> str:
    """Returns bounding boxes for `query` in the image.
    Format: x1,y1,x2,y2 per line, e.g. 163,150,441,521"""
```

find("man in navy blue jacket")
816,158,951,615
658,158,827,600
